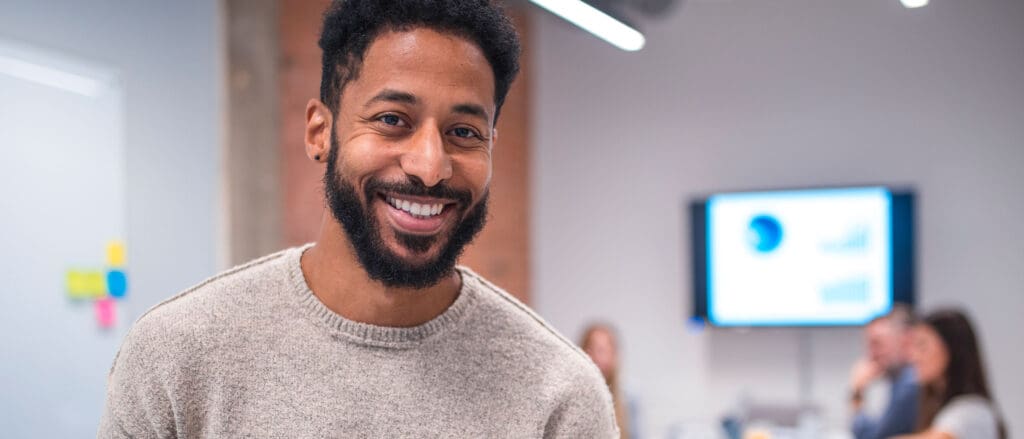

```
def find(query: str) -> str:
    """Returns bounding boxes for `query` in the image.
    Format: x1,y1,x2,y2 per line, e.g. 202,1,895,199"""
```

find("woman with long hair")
896,309,1007,439
580,323,632,439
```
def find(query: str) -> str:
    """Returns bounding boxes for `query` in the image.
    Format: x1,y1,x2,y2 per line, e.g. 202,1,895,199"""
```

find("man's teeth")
387,196,444,217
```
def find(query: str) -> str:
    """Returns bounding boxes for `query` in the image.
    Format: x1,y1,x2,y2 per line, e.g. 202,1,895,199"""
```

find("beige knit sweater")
98,245,617,438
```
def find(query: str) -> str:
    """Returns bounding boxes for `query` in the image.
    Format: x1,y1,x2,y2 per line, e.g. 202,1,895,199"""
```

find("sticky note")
84,271,106,298
67,270,87,298
107,240,126,267
107,270,128,298
95,298,116,328
67,270,106,299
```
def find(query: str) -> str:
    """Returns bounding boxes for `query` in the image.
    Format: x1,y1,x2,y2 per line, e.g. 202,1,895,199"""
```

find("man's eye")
451,127,478,138
380,114,403,126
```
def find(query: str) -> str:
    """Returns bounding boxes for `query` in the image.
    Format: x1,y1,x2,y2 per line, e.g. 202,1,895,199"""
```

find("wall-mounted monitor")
690,186,915,327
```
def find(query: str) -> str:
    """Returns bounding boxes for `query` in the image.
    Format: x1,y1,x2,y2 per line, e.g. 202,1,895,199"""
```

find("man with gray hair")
849,305,919,439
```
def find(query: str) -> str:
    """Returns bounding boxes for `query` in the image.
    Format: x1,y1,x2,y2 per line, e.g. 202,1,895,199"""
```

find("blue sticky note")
107,270,128,298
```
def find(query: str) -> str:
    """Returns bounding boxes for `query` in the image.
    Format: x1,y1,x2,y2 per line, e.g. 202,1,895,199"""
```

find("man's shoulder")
126,247,301,349
454,268,620,438
457,267,600,377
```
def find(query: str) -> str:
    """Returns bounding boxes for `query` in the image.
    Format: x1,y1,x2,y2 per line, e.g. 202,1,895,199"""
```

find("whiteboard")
0,38,128,436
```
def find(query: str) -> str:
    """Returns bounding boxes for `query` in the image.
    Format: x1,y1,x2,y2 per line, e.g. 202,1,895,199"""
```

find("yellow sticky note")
84,271,107,298
107,240,126,267
67,270,88,298
67,270,106,299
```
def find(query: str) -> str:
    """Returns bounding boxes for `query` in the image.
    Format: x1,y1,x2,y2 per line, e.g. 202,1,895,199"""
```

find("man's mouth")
385,195,447,218
380,193,458,235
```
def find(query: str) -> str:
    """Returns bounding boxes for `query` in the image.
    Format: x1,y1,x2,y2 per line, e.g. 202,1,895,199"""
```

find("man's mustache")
363,178,473,208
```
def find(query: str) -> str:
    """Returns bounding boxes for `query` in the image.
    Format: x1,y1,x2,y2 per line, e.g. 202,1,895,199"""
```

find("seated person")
849,305,919,439
896,309,1006,439
581,323,637,439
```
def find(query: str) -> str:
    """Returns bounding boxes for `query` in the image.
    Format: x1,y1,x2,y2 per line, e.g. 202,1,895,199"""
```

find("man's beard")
323,138,488,289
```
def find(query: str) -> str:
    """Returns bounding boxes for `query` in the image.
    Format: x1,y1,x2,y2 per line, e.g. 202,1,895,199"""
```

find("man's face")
865,318,903,370
325,28,495,288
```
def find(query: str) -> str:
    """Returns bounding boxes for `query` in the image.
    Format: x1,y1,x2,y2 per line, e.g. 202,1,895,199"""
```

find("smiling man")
97,1,617,438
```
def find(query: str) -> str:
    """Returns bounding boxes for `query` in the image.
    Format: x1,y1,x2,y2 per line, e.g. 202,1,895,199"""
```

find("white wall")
0,0,224,320
531,0,1024,436
0,1,222,436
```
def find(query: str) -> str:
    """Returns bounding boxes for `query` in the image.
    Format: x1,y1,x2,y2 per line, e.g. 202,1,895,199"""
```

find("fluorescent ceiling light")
900,0,928,8
0,54,104,97
531,0,646,52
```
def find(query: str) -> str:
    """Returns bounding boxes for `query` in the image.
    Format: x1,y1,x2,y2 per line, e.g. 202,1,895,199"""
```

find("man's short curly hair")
318,0,521,124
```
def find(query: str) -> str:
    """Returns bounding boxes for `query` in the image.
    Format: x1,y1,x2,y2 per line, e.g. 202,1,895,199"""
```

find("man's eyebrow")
364,89,418,108
453,103,490,122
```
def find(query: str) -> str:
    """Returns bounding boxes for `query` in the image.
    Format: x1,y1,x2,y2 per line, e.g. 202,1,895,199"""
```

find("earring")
314,154,321,161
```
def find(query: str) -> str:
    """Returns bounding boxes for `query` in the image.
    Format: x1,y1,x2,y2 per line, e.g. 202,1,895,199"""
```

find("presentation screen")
691,186,914,327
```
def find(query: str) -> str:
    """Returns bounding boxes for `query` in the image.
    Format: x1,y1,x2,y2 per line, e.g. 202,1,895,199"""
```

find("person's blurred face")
865,318,904,370
909,324,949,385
584,329,617,380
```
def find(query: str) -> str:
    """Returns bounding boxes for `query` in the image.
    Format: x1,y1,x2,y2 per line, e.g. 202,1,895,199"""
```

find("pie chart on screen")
748,214,783,253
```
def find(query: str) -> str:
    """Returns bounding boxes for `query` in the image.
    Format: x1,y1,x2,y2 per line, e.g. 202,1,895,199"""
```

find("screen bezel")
689,186,915,328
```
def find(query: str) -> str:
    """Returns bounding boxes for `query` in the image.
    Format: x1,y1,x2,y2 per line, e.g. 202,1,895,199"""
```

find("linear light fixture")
900,0,928,8
0,54,103,97
530,0,646,52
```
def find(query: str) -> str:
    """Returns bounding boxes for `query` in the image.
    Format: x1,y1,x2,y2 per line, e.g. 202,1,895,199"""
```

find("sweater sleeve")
97,318,178,439
542,368,620,439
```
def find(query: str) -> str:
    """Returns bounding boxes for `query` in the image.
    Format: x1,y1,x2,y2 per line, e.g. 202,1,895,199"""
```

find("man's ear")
305,99,333,162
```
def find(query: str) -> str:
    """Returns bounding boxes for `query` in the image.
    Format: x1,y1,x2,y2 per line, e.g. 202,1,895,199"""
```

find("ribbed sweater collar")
284,244,478,348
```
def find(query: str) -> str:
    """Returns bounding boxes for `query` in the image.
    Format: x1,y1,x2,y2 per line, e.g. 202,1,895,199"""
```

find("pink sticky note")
95,298,116,329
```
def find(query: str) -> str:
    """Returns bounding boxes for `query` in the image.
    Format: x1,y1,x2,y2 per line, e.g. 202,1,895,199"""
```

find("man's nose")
400,123,452,188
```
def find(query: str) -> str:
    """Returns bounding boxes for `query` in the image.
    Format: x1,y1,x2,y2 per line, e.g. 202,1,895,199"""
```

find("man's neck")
300,215,461,328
